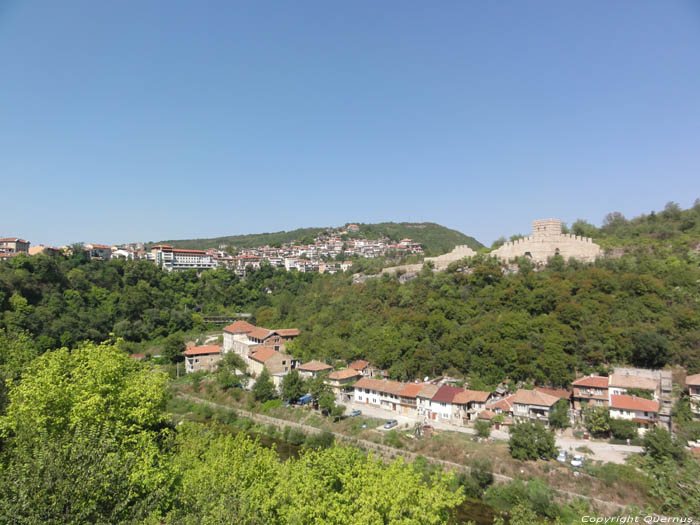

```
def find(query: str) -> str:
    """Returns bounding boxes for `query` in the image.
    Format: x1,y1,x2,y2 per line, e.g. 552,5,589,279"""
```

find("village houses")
184,345,222,374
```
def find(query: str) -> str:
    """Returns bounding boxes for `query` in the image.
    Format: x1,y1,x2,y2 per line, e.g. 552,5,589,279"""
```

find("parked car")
557,450,568,463
297,394,313,406
349,409,362,417
383,419,398,429
570,455,583,468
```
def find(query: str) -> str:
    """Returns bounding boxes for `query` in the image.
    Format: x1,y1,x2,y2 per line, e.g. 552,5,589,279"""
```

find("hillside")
153,222,484,256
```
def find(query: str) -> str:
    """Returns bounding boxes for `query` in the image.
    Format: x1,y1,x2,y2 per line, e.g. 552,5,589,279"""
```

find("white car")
570,455,583,468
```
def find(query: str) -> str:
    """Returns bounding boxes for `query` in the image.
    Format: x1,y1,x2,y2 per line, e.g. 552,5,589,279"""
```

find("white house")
609,394,659,435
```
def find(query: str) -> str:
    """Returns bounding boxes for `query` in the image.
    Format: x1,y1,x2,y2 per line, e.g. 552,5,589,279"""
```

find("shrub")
610,419,638,440
305,431,335,450
260,399,283,414
474,419,491,438
287,428,307,446
384,430,404,449
508,422,556,461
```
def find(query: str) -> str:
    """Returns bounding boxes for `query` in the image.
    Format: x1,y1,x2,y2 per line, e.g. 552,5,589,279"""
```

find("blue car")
297,394,313,406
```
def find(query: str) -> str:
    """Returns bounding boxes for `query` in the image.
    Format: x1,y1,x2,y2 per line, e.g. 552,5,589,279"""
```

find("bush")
305,431,335,450
508,422,556,461
260,399,283,414
286,428,307,446
474,419,491,438
384,430,404,449
610,418,638,440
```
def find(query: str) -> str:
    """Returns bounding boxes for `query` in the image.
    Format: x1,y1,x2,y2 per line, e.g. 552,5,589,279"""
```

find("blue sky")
2,1,699,247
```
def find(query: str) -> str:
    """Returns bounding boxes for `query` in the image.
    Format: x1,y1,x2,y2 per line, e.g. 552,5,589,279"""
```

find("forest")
2,202,699,390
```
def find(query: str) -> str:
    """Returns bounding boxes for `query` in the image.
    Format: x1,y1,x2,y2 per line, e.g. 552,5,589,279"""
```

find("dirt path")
179,393,631,514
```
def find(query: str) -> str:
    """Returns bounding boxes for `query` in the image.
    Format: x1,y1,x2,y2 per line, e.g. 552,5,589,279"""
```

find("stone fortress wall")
424,244,477,268
491,219,601,264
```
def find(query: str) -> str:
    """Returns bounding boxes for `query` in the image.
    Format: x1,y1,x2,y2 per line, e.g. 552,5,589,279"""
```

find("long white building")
150,245,216,272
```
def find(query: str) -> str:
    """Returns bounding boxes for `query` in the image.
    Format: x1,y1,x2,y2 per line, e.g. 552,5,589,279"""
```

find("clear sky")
2,1,699,247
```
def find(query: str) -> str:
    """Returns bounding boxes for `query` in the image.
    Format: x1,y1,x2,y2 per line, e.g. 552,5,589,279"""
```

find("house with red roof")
511,389,560,424
353,378,404,411
327,368,363,402
452,389,492,423
184,345,222,373
572,375,610,414
397,383,424,417
297,360,333,378
247,347,295,388
609,394,660,435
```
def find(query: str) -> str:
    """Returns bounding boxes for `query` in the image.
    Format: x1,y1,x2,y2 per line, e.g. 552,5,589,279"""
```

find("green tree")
280,369,306,404
508,422,556,461
630,331,670,369
163,333,186,363
252,367,276,402
643,427,686,464
307,373,331,407
610,419,637,440
548,399,570,429
474,419,491,438
584,406,611,436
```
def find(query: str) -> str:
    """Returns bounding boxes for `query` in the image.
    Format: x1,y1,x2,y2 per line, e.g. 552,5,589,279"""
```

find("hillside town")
175,320,700,447
0,224,424,275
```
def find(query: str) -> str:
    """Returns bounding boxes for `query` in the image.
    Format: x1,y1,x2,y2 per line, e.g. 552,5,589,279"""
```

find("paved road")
344,401,640,464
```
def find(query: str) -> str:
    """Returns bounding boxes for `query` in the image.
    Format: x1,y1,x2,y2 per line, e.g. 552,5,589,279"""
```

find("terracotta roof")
248,347,277,363
610,394,659,413
512,389,560,407
686,373,700,387
572,375,609,389
454,389,491,404
298,360,333,372
490,395,515,412
88,243,111,249
478,409,496,420
223,320,257,334
399,383,424,399
349,360,369,371
354,378,404,395
609,374,658,391
184,345,220,356
0,237,28,243
130,353,146,360
417,383,440,399
432,385,464,404
275,328,299,337
248,327,272,340
535,386,571,400
328,368,362,381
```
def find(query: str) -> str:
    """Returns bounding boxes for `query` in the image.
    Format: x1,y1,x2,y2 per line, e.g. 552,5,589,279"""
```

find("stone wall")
491,219,601,264
424,244,477,268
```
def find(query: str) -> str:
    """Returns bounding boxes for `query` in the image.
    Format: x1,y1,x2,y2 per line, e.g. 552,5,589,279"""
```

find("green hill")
153,222,484,256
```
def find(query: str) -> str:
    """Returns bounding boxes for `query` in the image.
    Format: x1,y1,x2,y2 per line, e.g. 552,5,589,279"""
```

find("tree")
252,367,276,402
0,341,169,441
280,369,306,404
630,331,670,369
584,406,611,436
548,399,570,429
307,373,331,407
163,333,186,363
643,427,686,464
610,419,637,440
474,419,491,438
508,422,556,461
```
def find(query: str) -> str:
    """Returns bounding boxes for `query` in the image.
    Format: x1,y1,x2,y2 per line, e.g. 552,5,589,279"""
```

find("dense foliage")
0,342,464,523
3,203,700,391
507,422,556,461
156,221,484,255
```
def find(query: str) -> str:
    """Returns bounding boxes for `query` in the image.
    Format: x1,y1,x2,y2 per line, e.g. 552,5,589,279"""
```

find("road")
344,401,640,464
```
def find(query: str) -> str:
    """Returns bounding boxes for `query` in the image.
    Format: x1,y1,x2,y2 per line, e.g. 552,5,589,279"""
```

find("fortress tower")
491,219,601,264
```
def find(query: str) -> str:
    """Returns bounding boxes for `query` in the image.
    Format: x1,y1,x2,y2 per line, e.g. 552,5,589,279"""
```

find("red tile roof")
298,360,332,372
685,373,700,387
223,320,257,334
610,394,659,413
512,389,560,407
478,409,496,420
184,345,220,356
399,383,424,399
349,360,369,371
490,395,515,412
328,368,362,381
535,386,571,400
248,347,276,363
130,353,146,360
432,385,464,404
275,328,300,337
0,237,28,243
454,389,491,404
248,327,272,340
572,376,609,389
354,378,404,395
